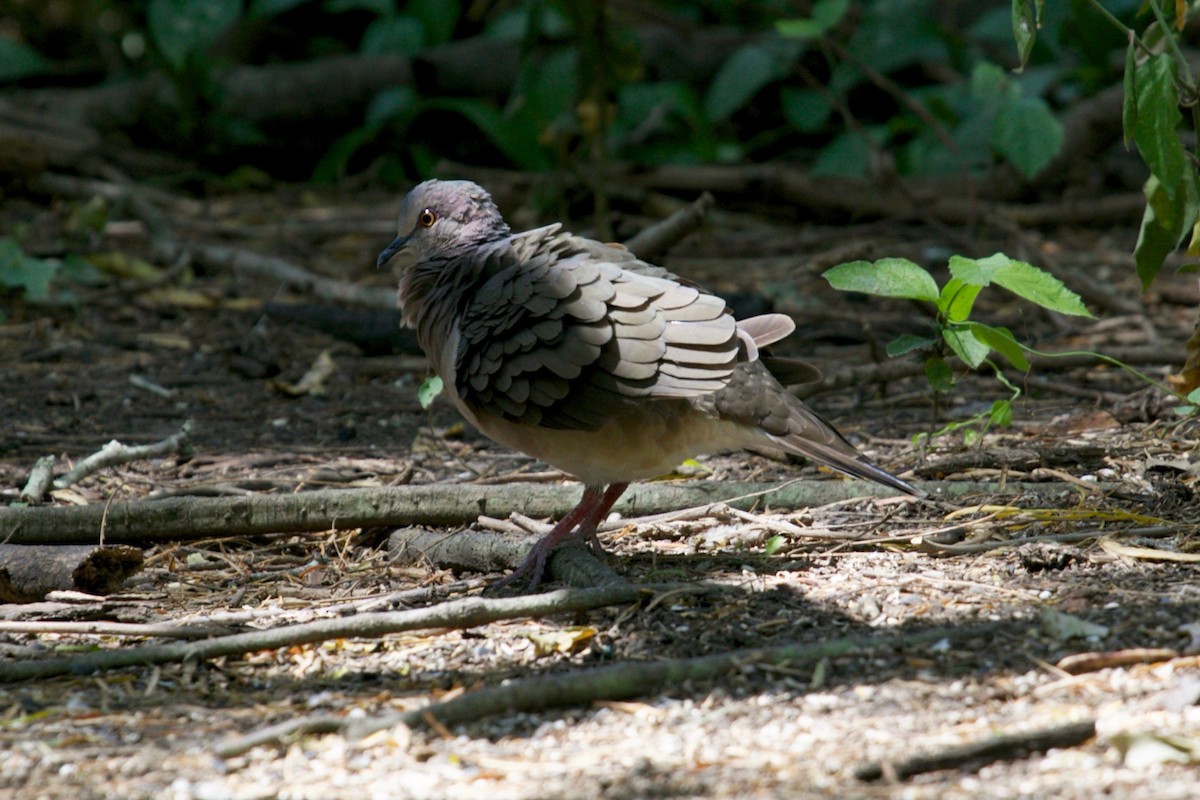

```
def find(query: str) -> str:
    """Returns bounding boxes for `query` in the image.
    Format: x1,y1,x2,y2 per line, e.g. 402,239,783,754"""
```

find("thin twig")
0,620,236,639
0,583,687,682
19,455,55,504
854,719,1097,781
54,420,195,490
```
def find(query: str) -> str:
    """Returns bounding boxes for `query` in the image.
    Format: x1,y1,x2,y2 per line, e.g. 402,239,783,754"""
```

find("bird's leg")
492,483,628,592
574,482,629,555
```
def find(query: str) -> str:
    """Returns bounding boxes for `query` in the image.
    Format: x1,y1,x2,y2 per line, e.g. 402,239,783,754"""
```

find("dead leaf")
272,350,336,397
1110,731,1199,768
137,333,194,350
524,626,597,657
86,251,161,281
1038,607,1109,641
48,488,89,506
1100,538,1200,563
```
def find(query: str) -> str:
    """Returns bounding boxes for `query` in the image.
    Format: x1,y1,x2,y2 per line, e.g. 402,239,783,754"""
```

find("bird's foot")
488,537,556,594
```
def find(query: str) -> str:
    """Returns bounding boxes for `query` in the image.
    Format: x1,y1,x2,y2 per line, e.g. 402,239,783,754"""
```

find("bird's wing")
454,228,740,430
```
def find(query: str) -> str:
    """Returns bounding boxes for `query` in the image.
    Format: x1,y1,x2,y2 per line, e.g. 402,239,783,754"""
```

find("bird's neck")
398,236,507,353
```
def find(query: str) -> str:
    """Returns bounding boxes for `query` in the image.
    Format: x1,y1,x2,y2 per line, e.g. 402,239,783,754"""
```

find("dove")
378,179,918,588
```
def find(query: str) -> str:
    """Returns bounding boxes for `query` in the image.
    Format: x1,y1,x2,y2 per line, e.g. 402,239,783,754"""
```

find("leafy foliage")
1015,0,1200,288
824,254,1091,441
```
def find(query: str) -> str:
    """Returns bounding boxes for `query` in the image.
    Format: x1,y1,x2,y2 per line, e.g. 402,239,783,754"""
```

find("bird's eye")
419,208,437,228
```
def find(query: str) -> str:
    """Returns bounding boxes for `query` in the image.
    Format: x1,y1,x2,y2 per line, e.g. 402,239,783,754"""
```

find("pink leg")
493,482,630,591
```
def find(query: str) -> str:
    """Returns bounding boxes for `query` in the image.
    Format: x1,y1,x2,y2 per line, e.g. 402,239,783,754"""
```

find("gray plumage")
379,179,916,586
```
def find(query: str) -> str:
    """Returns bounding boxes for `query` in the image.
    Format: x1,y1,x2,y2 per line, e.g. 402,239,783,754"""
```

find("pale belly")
461,399,756,485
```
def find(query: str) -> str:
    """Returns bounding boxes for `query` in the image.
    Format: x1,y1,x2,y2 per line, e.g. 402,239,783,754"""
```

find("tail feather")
770,433,922,497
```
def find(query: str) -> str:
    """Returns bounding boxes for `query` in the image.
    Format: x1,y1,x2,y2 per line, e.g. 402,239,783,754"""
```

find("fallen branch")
18,455,54,504
1055,647,1179,675
53,420,195,492
0,583,682,682
179,243,394,308
622,191,716,262
854,719,1097,781
0,619,236,639
389,527,630,588
920,525,1180,556
0,480,1068,547
216,622,1004,757
0,544,144,603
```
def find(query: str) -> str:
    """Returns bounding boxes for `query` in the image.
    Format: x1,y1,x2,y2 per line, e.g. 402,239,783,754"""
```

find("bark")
389,527,630,588
0,544,144,603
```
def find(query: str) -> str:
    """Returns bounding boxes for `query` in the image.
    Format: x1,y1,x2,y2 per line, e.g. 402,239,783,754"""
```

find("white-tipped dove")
378,179,918,588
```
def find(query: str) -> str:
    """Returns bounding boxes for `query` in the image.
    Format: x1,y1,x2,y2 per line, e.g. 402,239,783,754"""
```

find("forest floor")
2,182,1200,799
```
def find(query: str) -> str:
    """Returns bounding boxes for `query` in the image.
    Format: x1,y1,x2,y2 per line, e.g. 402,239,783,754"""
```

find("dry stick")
0,481,1068,547
1056,648,1179,675
18,455,55,504
0,583,685,682
389,527,630,588
215,622,1002,758
54,420,195,490
621,191,716,261
919,525,1180,556
0,620,236,639
178,242,395,309
853,719,1097,782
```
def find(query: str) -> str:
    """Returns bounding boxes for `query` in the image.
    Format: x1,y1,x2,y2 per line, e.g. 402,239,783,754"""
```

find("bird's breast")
464,398,755,485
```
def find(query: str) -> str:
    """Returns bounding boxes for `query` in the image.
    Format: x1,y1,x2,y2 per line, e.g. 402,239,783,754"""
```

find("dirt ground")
2,186,1200,799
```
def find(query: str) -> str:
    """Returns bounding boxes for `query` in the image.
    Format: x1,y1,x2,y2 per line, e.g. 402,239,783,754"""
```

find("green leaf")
0,36,51,81
365,85,418,127
971,60,1012,103
1133,54,1186,200
938,277,983,322
993,94,1062,178
775,0,850,38
360,16,424,56
949,254,1092,317
989,398,1013,427
824,258,940,302
418,375,443,409
424,98,550,170
312,126,377,183
704,41,800,123
886,333,938,358
942,327,990,369
148,0,242,68
811,130,872,177
0,239,58,300
924,357,956,392
1135,172,1200,288
1122,33,1137,147
1011,0,1042,69
779,87,831,133
408,0,459,45
965,322,1030,370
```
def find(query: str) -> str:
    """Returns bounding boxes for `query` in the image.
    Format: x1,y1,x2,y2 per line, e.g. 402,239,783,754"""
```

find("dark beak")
376,234,410,269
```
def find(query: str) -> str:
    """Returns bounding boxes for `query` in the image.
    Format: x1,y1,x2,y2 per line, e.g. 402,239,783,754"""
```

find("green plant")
1016,0,1199,288
0,239,103,321
824,254,1092,443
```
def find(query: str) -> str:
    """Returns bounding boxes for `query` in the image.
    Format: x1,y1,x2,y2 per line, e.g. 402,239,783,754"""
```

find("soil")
2,185,1200,799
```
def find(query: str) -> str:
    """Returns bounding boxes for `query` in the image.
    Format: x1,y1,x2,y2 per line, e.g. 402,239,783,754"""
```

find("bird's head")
376,179,510,270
